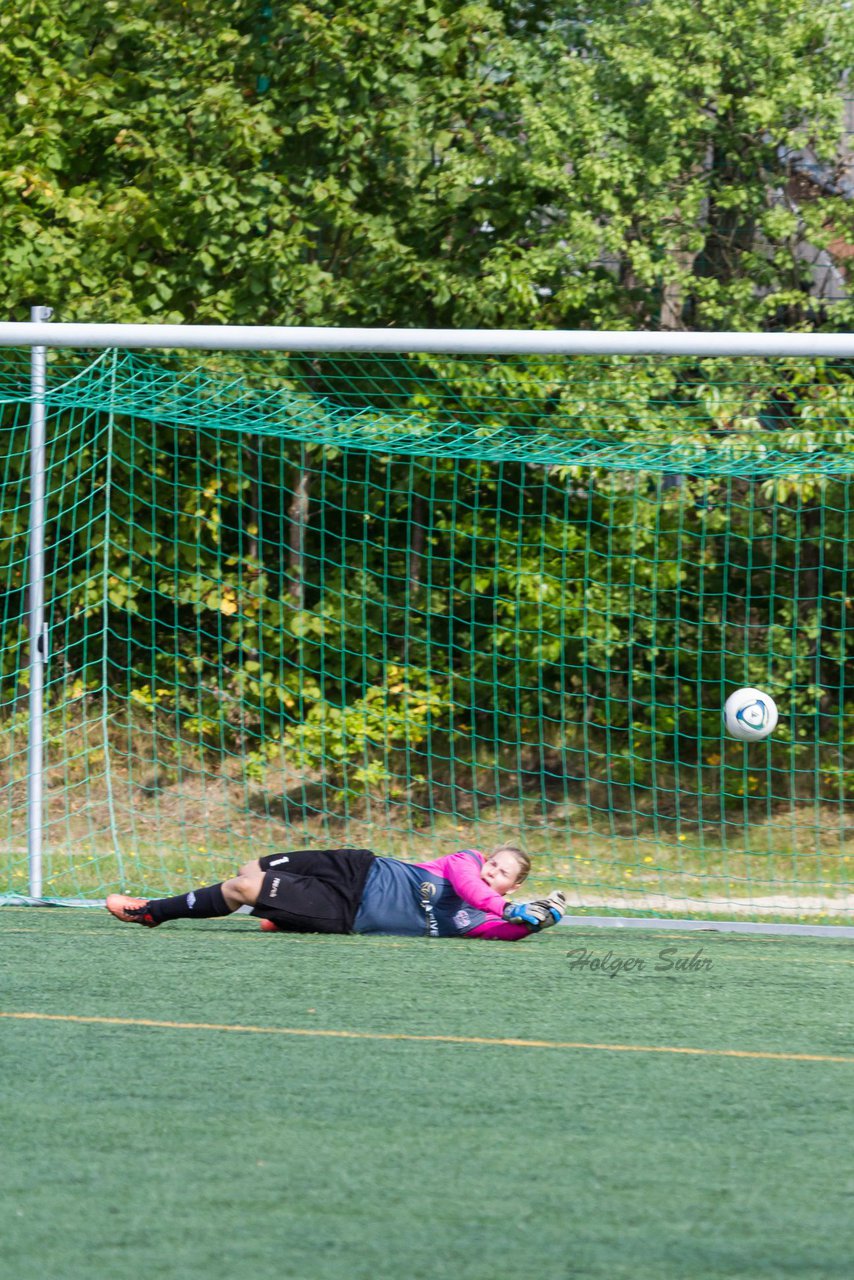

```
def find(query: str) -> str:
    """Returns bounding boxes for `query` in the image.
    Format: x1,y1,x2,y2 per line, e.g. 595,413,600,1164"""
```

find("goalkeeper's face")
480,850,525,895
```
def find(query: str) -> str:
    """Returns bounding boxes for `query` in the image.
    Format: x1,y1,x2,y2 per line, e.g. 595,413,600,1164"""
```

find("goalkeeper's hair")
493,844,531,883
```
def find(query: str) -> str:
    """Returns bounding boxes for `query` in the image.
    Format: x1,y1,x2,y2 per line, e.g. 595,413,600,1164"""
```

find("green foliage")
0,1,852,329
5,343,854,821
3,4,854,839
285,666,448,796
578,0,854,329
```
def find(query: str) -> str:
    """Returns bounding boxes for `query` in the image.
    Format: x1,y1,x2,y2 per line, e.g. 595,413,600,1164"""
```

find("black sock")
146,882,231,924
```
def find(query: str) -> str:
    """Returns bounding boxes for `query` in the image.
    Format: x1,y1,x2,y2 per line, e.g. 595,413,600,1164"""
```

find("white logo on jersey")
269,877,281,898
419,882,439,936
187,890,196,909
453,909,471,929
269,856,290,867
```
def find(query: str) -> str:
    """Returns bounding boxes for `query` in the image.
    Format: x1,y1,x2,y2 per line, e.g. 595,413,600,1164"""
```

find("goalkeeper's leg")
106,861,263,926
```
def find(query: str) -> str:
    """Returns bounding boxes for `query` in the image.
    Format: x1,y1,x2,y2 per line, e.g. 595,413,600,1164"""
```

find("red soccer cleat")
258,918,280,933
105,894,160,927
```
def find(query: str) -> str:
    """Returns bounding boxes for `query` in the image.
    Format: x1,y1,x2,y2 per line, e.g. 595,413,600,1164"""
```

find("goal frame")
8,311,854,935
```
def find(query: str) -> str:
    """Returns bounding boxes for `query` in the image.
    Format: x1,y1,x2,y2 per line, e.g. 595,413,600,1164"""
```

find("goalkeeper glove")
503,890,566,932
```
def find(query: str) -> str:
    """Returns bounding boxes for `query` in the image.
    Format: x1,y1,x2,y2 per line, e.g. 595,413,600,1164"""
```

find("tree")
2,0,851,330
573,0,854,330
3,0,854,826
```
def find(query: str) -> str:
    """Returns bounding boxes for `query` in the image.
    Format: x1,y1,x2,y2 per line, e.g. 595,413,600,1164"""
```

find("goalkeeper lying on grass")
106,844,566,941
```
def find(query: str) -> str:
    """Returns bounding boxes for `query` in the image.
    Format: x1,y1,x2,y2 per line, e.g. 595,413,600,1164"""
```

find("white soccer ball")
723,687,779,742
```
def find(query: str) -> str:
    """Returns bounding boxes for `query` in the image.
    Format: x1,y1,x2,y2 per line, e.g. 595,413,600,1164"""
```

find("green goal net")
3,343,854,922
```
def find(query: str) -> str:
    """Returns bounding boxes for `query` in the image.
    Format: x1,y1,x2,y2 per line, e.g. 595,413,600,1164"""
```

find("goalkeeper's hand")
503,890,567,932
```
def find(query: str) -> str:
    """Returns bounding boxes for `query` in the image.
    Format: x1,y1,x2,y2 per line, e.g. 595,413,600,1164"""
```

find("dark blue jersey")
352,854,503,937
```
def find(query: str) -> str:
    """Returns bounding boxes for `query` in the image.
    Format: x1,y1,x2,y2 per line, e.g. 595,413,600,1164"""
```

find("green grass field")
3,908,853,1279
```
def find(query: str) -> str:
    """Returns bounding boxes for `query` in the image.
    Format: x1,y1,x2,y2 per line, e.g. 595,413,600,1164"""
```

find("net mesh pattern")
2,347,854,919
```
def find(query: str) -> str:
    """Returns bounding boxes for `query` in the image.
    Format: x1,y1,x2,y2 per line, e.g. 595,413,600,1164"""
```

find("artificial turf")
2,908,853,1279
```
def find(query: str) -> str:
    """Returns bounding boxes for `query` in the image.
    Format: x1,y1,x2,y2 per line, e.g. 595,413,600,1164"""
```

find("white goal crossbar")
2,320,854,357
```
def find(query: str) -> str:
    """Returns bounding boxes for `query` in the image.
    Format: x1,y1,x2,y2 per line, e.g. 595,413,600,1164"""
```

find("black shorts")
252,848,376,934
